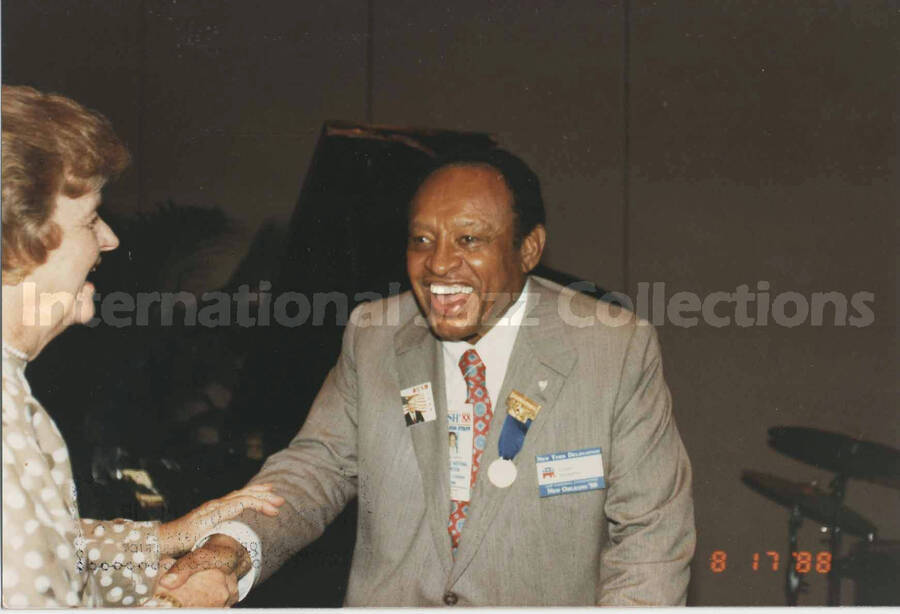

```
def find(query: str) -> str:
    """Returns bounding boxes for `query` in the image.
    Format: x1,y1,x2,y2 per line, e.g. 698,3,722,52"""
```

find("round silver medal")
487,458,517,488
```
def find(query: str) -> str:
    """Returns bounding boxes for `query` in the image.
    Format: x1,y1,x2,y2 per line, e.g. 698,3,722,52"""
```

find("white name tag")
400,382,437,426
536,447,605,497
448,405,474,502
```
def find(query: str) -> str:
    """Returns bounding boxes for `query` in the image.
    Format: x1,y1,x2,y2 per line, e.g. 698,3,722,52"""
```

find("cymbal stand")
825,474,847,606
786,504,804,606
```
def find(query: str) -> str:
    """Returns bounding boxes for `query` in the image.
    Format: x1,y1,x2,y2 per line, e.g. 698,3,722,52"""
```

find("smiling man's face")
407,163,543,343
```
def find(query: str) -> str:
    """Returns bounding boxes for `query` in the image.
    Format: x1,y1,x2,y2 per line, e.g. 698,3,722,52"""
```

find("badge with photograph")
400,382,437,426
448,405,474,502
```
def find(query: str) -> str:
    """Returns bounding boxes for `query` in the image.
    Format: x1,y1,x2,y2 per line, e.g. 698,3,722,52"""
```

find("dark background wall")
3,0,896,606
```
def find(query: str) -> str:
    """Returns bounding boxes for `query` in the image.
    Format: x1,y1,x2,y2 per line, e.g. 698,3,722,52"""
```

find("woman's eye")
460,235,478,245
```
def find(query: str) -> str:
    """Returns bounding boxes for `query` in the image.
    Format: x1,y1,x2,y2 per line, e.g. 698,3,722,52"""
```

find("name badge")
448,405,474,502
536,447,606,497
400,382,437,426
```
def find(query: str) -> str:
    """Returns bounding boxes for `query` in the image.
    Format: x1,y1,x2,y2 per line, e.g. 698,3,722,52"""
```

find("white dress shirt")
441,279,530,413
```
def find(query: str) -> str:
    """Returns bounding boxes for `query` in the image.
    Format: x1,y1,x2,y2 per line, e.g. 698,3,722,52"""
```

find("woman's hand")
157,484,284,558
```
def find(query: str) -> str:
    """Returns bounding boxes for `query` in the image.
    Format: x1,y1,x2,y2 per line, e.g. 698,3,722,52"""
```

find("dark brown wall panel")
629,2,897,605
139,0,368,233
1,0,143,214
372,0,626,289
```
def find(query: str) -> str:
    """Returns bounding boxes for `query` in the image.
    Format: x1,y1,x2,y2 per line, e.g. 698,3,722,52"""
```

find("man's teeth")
430,284,474,295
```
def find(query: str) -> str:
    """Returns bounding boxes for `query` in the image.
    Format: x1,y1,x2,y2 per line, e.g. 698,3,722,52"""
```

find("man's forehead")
420,163,509,196
410,166,513,222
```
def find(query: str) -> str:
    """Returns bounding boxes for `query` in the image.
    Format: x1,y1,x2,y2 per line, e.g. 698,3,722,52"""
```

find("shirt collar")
440,278,531,368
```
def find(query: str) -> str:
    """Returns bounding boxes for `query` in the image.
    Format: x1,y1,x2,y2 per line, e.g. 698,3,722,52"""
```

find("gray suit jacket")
238,276,695,606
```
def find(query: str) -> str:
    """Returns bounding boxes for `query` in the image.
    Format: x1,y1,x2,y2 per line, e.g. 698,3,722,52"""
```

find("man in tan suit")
161,149,695,605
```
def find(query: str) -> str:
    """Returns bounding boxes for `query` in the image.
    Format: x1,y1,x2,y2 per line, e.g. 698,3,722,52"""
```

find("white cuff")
193,520,262,602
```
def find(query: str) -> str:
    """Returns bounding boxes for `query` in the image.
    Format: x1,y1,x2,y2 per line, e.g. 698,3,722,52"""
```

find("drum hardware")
741,426,899,606
741,470,876,606
834,540,900,605
786,504,807,605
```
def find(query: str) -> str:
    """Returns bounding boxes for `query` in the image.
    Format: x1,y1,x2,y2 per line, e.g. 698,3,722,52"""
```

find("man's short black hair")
417,148,546,246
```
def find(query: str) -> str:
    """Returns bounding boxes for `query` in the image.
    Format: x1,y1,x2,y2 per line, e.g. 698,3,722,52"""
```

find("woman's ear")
518,224,546,273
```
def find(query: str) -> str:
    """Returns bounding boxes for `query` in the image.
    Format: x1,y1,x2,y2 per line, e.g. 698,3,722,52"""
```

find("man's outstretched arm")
158,306,367,602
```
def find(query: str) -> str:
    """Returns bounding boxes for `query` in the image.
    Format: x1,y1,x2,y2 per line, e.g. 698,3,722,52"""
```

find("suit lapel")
394,315,454,575
449,280,577,584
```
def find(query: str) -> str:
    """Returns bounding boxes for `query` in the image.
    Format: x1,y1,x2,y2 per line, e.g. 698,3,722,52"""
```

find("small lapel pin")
538,380,548,392
507,390,542,423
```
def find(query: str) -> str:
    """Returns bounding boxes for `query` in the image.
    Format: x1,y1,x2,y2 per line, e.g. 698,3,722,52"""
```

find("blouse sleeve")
79,518,163,606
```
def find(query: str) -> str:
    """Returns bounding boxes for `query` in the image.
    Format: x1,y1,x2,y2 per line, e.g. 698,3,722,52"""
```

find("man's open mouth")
428,283,475,317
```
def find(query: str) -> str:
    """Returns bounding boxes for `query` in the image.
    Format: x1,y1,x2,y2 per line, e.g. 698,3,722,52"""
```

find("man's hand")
158,483,283,558
157,534,252,597
153,558,239,607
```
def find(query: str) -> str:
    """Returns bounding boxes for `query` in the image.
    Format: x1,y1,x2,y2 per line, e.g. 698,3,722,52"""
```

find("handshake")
150,484,284,607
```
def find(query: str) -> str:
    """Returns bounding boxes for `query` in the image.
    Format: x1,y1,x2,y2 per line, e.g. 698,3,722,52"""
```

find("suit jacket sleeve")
597,322,695,605
233,312,362,584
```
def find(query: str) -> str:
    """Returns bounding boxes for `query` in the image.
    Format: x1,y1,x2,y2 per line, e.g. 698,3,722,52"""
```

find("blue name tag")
536,447,606,497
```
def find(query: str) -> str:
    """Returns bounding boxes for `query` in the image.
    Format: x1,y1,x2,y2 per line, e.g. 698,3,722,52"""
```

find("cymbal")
768,426,900,489
741,470,877,537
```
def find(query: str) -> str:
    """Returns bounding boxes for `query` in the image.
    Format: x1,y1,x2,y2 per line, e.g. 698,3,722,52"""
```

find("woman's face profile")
24,189,119,330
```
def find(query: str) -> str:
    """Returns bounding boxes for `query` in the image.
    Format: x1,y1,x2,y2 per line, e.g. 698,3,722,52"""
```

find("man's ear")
518,224,546,273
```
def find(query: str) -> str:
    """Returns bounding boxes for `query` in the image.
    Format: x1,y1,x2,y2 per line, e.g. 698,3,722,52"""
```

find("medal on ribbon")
488,390,542,488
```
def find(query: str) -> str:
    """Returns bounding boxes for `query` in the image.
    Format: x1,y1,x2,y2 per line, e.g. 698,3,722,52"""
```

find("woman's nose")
97,219,119,251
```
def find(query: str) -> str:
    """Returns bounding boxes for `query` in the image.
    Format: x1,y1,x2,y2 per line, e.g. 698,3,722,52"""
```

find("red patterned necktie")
448,349,494,553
